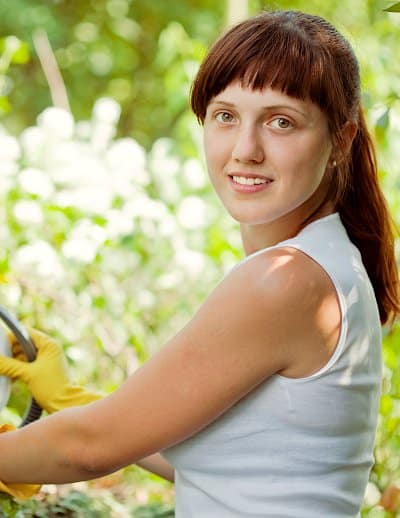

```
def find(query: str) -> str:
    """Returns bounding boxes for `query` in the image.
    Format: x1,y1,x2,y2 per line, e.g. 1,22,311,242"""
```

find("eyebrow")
208,100,308,118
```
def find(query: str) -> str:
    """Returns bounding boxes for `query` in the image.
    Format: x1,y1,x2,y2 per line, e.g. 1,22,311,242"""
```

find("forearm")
0,406,107,485
0,416,175,486
136,453,174,482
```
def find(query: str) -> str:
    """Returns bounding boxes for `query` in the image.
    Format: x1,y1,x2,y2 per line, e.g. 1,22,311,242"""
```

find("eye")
215,111,235,123
269,117,293,130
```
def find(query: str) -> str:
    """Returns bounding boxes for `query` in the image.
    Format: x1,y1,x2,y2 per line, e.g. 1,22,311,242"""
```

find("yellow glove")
0,424,40,499
0,328,102,414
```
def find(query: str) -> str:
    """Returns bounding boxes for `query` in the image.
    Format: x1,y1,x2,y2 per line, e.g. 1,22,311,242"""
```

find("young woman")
0,10,399,517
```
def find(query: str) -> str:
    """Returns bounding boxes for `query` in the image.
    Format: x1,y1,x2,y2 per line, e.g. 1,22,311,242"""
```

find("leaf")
384,2,400,12
11,42,30,65
380,394,393,415
0,96,11,114
375,108,390,143
376,108,390,130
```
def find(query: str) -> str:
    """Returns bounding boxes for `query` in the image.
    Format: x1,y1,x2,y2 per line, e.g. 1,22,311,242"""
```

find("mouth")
228,173,273,186
229,175,272,186
227,173,273,193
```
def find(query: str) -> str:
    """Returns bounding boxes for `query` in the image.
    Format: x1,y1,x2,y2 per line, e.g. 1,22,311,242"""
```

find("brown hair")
190,10,399,325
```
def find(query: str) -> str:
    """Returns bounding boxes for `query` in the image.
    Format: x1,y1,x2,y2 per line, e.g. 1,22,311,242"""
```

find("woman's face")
203,82,333,226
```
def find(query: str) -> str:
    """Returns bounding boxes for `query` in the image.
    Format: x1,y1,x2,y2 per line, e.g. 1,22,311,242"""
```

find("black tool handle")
0,306,43,426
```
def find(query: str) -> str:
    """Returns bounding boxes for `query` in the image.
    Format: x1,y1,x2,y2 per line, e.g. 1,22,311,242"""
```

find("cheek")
203,132,228,174
289,135,332,182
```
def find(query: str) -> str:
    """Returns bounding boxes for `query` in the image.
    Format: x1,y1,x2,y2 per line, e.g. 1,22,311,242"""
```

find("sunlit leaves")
374,107,390,145
384,3,400,12
0,35,30,115
0,96,238,427
0,36,30,72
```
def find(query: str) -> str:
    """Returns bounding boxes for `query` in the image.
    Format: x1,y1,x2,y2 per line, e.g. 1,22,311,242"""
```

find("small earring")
332,160,337,167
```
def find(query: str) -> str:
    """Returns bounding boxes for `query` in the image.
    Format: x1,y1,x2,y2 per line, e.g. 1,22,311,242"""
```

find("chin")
227,208,275,226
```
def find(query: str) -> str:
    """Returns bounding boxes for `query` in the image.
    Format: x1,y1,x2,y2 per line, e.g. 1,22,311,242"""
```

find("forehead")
208,82,322,117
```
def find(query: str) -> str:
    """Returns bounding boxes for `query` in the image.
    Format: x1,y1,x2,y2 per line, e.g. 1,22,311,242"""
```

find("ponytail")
189,10,399,324
337,109,399,325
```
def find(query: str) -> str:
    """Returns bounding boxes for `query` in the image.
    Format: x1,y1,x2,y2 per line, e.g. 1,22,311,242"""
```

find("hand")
0,424,40,499
0,328,102,414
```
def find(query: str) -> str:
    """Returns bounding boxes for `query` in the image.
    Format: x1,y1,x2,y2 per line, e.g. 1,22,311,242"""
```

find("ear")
331,121,358,167
335,121,357,159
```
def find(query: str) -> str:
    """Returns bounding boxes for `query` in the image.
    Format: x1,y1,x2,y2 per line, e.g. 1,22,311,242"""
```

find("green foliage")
0,35,30,115
0,0,223,150
0,489,174,517
384,3,400,12
0,93,234,513
0,99,239,420
1,0,400,515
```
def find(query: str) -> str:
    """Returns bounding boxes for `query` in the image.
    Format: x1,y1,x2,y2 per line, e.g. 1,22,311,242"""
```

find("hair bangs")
239,34,328,107
191,14,338,123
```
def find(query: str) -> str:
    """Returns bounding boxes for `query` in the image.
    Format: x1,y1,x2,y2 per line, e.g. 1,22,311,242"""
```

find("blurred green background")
1,0,400,516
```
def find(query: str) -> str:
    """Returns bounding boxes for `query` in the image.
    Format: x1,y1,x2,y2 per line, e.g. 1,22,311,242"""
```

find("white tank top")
162,213,382,517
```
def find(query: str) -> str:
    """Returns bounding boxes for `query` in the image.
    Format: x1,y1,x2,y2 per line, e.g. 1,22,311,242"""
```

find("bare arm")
0,248,338,484
136,453,174,482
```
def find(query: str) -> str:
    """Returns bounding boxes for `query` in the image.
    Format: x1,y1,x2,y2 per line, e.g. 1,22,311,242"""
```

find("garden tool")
0,325,103,415
0,306,42,426
0,309,102,500
0,307,42,499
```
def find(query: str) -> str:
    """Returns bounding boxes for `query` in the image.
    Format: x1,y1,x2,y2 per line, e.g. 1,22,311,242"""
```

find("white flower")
13,200,44,225
37,107,74,140
0,162,18,180
158,213,178,237
61,219,106,263
136,289,156,309
18,168,54,198
363,482,381,507
93,97,121,124
124,197,168,221
0,135,21,162
177,196,209,229
45,141,83,172
62,238,99,263
156,271,183,289
183,159,207,189
150,161,181,203
20,126,46,163
50,152,106,186
107,138,145,169
90,122,116,151
151,156,180,179
75,120,92,140
13,241,64,279
175,247,206,278
55,186,113,213
106,138,149,186
3,283,22,306
105,209,135,239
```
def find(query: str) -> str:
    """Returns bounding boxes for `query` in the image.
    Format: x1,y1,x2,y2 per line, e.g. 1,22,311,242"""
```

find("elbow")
70,447,112,479
60,408,118,479
68,434,119,479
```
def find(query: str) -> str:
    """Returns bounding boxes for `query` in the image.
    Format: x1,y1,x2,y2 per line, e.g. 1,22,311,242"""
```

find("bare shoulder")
223,245,338,323
76,244,340,473
239,245,341,378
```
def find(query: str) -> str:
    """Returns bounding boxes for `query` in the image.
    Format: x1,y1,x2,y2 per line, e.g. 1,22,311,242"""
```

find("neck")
240,202,335,256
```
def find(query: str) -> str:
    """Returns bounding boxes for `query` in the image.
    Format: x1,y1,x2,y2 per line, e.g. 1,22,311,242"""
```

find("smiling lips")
228,173,273,192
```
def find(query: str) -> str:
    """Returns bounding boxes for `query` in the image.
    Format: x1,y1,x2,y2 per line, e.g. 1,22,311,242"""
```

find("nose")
231,124,265,164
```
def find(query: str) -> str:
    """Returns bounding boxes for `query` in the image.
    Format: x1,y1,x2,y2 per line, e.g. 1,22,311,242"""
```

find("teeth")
232,176,268,185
